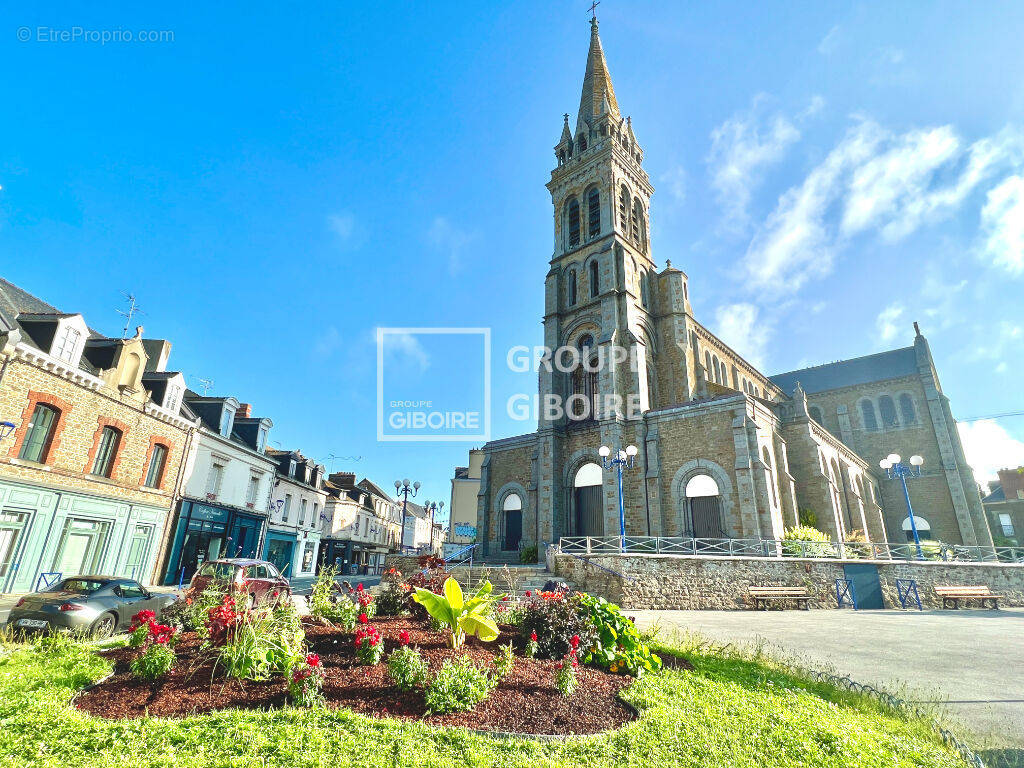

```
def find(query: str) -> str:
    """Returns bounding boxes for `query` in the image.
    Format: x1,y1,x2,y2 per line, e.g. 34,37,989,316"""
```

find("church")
470,19,993,561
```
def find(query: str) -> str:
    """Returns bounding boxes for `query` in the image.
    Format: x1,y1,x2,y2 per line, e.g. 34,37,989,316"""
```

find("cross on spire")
588,1,600,21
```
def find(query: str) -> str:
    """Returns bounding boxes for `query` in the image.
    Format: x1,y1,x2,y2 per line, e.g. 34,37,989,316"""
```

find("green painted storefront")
0,477,170,593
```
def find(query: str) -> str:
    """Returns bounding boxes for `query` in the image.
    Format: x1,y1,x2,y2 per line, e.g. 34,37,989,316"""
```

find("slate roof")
769,347,918,395
0,277,61,331
983,485,1006,503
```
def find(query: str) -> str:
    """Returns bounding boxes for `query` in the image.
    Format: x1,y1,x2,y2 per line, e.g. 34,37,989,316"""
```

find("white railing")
557,536,1024,564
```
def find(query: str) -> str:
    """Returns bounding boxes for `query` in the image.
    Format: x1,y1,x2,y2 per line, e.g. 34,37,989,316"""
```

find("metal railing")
445,543,479,569
557,536,1024,563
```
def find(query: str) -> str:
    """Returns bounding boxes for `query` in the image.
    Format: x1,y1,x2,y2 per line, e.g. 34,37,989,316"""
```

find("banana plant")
412,577,504,648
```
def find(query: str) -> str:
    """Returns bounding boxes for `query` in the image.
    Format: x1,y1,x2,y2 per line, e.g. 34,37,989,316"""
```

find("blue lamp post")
599,443,638,551
394,478,420,554
880,453,925,560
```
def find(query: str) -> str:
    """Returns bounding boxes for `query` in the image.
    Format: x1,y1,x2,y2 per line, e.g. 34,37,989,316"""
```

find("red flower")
525,590,531,597
356,583,364,592
272,590,279,597
355,637,363,647
306,653,320,667
399,630,410,645
530,632,538,642
358,612,368,624
570,634,580,650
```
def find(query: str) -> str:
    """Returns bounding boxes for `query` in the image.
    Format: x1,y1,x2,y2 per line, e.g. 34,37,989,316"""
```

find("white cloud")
707,97,801,231
327,211,365,249
741,120,1024,296
817,25,839,55
383,331,430,373
876,302,905,343
979,174,1024,274
957,420,1024,490
714,303,770,370
427,216,475,275
741,119,884,296
659,165,687,205
971,320,1023,361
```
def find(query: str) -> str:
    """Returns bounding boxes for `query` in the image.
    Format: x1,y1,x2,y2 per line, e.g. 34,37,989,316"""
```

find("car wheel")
90,613,117,640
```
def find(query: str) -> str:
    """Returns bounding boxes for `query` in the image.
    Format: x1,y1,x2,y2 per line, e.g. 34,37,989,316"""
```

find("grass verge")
0,632,964,768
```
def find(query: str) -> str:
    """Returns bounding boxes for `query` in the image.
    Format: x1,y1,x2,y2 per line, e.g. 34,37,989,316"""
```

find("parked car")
7,576,177,639
187,558,290,608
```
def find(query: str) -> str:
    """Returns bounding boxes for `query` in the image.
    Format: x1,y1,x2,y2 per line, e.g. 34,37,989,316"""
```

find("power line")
957,411,1024,423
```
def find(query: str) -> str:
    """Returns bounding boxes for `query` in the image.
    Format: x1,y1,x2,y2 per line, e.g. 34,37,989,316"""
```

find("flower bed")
75,615,651,735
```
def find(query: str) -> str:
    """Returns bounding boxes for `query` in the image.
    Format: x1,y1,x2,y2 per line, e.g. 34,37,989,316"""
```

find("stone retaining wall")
550,553,1024,610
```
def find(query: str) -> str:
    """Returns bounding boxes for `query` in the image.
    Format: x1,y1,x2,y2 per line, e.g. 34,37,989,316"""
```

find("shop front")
295,530,320,578
162,499,266,586
263,529,298,577
1,477,169,592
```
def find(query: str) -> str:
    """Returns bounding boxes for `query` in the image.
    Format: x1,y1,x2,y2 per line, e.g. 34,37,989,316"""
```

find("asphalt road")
632,607,1024,755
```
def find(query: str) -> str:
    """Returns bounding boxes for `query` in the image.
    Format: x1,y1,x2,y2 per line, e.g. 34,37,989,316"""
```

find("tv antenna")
196,377,215,396
117,292,145,339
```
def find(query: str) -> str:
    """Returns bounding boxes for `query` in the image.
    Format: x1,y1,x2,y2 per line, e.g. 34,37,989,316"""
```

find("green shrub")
782,525,836,558
130,643,175,681
287,653,325,708
492,642,514,680
216,603,306,681
518,544,538,563
161,584,227,636
386,646,429,691
423,656,495,714
308,566,358,629
493,599,526,627
842,529,872,559
554,657,578,696
374,581,407,616
411,578,502,649
577,593,661,675
797,508,818,528
518,591,597,660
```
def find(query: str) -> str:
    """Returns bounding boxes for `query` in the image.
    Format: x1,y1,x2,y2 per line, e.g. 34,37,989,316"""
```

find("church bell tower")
539,17,659,431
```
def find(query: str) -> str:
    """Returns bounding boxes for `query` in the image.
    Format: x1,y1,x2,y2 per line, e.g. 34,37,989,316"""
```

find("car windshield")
196,562,238,581
58,578,108,594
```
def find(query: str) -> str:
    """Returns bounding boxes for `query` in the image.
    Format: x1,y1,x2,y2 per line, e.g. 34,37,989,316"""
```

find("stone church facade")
472,20,992,560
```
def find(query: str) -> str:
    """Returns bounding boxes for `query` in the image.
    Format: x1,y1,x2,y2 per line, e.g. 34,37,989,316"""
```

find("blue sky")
2,1,1024,517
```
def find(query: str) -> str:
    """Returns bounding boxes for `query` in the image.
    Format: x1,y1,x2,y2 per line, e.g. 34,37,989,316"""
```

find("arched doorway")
901,515,932,542
684,474,725,539
502,493,522,551
573,462,604,536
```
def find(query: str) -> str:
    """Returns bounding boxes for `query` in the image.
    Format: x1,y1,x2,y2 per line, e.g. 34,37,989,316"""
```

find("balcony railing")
557,536,1024,564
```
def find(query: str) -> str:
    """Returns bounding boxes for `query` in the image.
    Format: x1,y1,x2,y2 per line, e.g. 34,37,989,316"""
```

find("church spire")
576,18,620,134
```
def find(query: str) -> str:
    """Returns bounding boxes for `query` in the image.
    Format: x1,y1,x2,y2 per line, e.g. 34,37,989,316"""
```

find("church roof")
769,347,918,395
577,18,620,131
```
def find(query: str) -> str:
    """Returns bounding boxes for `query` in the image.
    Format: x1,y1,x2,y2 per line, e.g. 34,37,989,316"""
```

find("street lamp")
599,444,638,551
879,453,925,560
394,478,420,554
423,500,444,553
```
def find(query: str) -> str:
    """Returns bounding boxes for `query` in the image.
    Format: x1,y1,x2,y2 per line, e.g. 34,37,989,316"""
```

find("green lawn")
0,634,963,768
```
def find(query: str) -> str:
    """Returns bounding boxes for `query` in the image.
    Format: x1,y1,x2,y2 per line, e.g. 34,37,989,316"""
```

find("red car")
187,558,290,608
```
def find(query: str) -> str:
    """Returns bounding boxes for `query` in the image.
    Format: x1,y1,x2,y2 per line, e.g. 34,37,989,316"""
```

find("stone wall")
550,553,1024,610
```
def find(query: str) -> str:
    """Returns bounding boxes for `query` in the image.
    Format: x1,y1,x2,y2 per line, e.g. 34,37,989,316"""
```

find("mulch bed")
75,616,679,736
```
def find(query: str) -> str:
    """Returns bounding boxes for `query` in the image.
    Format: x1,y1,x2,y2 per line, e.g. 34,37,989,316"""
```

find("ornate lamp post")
879,453,925,560
394,478,420,554
599,444,638,551
423,500,444,553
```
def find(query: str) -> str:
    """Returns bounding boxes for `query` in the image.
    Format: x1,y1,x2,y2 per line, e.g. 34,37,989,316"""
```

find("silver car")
7,576,177,639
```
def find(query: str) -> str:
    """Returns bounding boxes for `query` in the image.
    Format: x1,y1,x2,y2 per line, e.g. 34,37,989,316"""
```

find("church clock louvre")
468,19,994,561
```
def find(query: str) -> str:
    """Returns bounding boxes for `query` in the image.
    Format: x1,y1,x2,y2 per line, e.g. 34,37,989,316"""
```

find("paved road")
632,608,1024,752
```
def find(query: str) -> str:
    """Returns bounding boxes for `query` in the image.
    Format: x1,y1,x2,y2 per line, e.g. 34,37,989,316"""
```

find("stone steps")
444,565,573,596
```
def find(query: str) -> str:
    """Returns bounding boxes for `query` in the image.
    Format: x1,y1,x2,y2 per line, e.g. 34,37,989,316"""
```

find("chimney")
237,403,252,418
329,472,356,489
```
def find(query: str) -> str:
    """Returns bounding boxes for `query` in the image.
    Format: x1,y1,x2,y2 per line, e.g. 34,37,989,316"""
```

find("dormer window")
256,425,268,454
53,325,81,363
288,459,297,477
219,407,234,437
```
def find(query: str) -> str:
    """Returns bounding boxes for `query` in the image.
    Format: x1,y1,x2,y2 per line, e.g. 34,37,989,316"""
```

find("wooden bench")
935,585,1002,610
748,585,810,610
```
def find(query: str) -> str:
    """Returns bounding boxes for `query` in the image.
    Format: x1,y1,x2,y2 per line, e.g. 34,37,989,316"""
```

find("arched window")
762,447,778,506
573,462,604,536
860,399,879,432
92,426,122,478
640,270,650,308
570,335,597,421
587,187,601,237
809,405,824,423
578,134,587,152
901,515,932,542
704,351,713,382
18,403,60,464
712,355,721,384
121,352,142,388
565,198,581,248
589,260,600,298
898,393,916,425
879,395,898,428
719,361,728,386
631,199,645,248
619,186,630,232
501,493,523,551
567,268,578,306
684,474,724,538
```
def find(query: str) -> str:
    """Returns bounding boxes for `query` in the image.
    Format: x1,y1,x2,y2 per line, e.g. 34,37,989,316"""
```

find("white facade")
267,459,327,578
180,427,276,518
